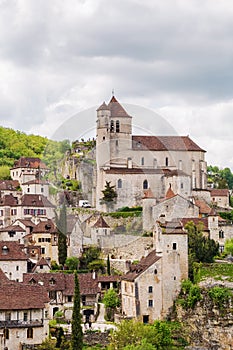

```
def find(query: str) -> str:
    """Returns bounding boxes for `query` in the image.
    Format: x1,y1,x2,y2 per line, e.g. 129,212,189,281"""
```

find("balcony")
0,319,43,328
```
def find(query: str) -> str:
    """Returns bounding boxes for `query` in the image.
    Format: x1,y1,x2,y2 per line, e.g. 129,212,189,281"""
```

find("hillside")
0,126,70,179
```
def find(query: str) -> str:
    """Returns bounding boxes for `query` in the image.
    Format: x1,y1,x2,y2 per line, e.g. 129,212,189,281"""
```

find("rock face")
174,286,233,350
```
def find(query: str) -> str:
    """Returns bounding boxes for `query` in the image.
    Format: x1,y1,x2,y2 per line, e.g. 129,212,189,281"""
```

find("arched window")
143,180,148,189
117,179,122,188
141,157,144,166
116,120,120,132
110,120,114,132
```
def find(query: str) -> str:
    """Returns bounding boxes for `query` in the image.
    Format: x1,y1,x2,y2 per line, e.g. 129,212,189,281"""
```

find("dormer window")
2,245,9,255
49,278,56,285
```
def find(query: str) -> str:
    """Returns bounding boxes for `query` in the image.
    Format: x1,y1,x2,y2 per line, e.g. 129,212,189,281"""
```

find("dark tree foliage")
71,272,83,350
107,254,111,275
56,203,68,266
185,221,219,280
101,181,117,202
79,245,101,269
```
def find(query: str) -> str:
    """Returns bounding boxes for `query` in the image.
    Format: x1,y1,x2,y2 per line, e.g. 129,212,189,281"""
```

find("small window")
27,328,33,339
117,179,122,189
103,136,105,141
16,266,19,271
116,120,120,133
41,247,45,254
4,328,9,340
143,180,148,190
165,157,169,166
219,230,224,239
23,312,28,321
174,276,176,280
110,120,114,132
181,183,183,189
141,157,144,166
116,140,118,146
148,286,153,293
67,295,72,302
172,243,177,250
27,187,30,193
148,299,153,307
154,269,157,275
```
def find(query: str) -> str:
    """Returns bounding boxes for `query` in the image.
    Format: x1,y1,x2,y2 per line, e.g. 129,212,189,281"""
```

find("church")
95,96,207,211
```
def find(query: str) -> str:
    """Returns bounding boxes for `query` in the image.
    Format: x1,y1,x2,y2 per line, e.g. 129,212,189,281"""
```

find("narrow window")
181,183,184,189
4,328,9,340
148,286,153,293
117,179,122,189
143,180,148,190
110,120,114,132
219,230,224,239
172,243,177,250
116,120,120,132
165,157,169,166
116,140,118,146
23,312,28,321
141,157,144,166
27,328,33,339
16,266,19,271
103,136,105,141
148,300,153,307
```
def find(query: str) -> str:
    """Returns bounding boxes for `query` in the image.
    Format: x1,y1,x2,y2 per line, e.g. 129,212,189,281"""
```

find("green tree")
185,221,219,280
101,181,117,211
56,204,68,267
107,254,111,275
37,337,56,350
0,165,11,180
224,238,233,256
103,288,120,321
79,245,102,270
65,256,79,271
71,272,83,350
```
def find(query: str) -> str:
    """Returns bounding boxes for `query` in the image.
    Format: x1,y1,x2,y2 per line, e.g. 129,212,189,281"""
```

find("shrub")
208,286,231,308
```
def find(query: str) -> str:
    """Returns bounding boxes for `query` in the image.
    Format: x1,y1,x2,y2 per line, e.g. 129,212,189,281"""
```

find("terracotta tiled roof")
32,258,50,272
132,135,205,152
211,189,229,197
0,281,49,310
15,219,36,228
23,272,100,296
97,102,110,111
0,268,10,283
143,188,155,199
108,96,131,118
194,199,211,215
181,218,209,232
0,224,25,232
158,220,186,234
12,157,48,170
32,220,57,234
98,275,120,283
92,216,110,228
122,250,161,282
0,180,20,191
164,169,189,177
0,194,18,206
165,186,175,199
0,241,28,260
105,168,166,175
21,194,54,207
22,179,49,185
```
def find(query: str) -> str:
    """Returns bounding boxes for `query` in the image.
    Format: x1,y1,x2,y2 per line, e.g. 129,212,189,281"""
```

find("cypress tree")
56,203,68,266
107,254,111,275
71,272,83,350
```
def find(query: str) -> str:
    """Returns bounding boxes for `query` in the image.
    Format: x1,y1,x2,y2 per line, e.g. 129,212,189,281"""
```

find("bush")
208,286,231,308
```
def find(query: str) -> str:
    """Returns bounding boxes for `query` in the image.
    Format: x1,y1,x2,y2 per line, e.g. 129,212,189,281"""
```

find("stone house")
0,241,28,282
0,269,49,350
121,220,188,322
32,257,51,273
210,188,230,209
10,157,49,186
95,96,207,211
0,179,20,197
23,219,59,263
0,224,26,244
21,178,50,198
23,272,100,321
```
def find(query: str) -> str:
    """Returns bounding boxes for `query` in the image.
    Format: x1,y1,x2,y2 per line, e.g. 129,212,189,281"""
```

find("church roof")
211,188,229,197
108,96,131,118
165,186,175,199
97,101,110,111
132,135,205,152
93,216,110,228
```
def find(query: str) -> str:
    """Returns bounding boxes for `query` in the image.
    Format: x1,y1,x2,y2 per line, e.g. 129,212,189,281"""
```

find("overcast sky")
0,0,233,170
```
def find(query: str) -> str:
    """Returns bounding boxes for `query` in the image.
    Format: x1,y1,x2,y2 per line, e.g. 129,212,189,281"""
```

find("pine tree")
56,203,68,266
101,181,117,202
71,272,83,350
